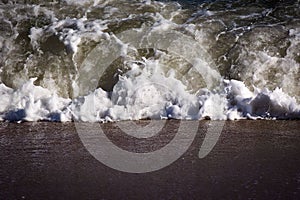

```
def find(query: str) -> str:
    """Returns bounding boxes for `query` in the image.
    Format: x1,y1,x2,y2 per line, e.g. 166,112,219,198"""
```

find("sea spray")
0,0,299,121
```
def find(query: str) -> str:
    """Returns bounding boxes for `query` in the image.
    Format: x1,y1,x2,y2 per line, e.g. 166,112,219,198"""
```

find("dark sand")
0,120,299,199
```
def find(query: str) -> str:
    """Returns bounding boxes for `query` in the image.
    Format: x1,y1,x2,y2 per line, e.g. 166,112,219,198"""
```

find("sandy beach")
0,120,299,199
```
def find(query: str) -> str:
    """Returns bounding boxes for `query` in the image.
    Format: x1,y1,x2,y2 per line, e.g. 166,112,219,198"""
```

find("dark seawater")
0,0,299,121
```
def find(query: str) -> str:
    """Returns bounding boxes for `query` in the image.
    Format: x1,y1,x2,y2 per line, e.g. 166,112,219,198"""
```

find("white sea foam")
0,62,299,122
0,78,72,122
0,0,299,122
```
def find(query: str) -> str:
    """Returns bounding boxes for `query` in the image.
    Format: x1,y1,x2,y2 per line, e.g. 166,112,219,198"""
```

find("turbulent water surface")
0,0,299,121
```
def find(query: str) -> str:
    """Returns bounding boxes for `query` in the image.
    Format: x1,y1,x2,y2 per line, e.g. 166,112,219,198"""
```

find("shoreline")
0,120,299,199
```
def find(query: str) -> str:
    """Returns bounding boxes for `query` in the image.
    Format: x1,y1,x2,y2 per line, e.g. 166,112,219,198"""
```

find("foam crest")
0,0,299,122
0,63,299,122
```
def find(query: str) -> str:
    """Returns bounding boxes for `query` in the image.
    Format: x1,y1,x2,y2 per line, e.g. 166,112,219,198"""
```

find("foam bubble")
0,0,299,122
0,62,299,122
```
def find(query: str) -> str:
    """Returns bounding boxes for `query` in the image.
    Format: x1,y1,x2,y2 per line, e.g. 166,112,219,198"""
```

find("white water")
0,0,299,122
0,62,299,122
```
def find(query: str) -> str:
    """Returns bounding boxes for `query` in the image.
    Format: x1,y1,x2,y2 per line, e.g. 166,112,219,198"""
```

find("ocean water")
0,0,299,121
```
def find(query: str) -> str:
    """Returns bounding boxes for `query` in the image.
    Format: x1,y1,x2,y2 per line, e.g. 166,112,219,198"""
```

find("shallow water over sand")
0,120,299,199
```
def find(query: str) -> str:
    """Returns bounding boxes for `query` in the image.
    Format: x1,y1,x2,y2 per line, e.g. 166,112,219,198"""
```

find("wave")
0,0,299,121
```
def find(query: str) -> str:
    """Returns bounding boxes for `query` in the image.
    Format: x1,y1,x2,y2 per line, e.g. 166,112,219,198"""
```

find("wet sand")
0,120,299,199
